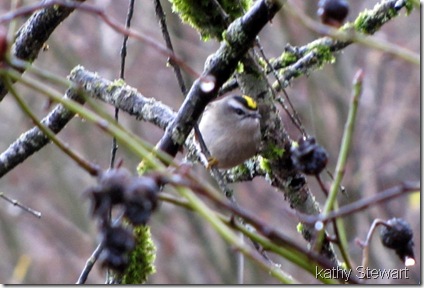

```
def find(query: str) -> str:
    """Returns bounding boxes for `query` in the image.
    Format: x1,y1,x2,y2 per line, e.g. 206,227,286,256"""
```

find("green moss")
404,0,415,14
257,57,269,70
121,225,156,284
279,51,298,67
307,44,335,67
236,61,245,73
259,156,271,173
169,0,252,40
354,1,401,35
278,67,301,79
231,162,250,175
296,222,304,234
106,78,126,93
262,142,285,160
221,30,228,43
354,8,372,33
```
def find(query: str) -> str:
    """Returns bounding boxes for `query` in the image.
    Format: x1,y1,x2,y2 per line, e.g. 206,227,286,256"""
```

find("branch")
272,0,416,90
0,81,85,178
299,181,420,225
68,66,176,130
220,0,417,93
0,191,41,218
285,0,418,65
0,0,86,101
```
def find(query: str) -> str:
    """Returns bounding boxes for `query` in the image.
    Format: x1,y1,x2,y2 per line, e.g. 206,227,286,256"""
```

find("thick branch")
68,66,176,130
0,89,84,178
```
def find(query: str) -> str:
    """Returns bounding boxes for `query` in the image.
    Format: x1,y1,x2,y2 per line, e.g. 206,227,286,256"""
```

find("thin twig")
154,0,187,95
356,219,389,273
0,192,41,218
109,0,135,169
299,181,420,224
254,42,306,136
76,242,104,284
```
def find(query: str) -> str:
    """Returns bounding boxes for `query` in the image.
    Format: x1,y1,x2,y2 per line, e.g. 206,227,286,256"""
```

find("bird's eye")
234,108,245,115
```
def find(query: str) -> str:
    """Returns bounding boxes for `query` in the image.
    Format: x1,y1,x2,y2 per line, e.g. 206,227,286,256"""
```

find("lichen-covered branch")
0,0,86,101
68,66,176,130
0,88,84,178
271,0,415,90
235,54,337,262
219,0,416,93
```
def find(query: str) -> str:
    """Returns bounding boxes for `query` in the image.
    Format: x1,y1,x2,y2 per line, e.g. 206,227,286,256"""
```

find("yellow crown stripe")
242,95,257,110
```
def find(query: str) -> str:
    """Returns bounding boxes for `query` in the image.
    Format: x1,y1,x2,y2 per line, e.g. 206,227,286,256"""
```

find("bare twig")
154,0,187,95
0,191,41,218
76,242,104,284
299,181,420,225
109,0,136,169
356,219,389,272
166,170,360,283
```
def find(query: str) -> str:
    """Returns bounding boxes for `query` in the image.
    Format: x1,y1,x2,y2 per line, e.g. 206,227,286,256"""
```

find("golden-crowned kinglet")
198,95,261,169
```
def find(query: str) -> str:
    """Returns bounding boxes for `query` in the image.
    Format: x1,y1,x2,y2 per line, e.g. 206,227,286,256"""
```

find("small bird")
198,95,261,169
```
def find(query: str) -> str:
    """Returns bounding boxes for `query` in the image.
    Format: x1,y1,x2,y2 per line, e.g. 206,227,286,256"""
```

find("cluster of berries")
86,168,160,273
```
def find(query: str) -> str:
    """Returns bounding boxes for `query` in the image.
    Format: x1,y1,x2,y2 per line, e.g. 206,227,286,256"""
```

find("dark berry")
87,186,112,218
99,248,130,274
123,177,159,225
98,168,132,205
380,218,415,263
291,137,328,175
102,225,135,253
85,168,132,219
317,0,349,27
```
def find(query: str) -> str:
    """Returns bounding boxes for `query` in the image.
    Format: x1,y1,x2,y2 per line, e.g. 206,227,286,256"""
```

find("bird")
197,95,261,169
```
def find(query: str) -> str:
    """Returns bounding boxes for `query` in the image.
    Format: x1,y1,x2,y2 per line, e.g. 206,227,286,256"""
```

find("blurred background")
0,0,420,284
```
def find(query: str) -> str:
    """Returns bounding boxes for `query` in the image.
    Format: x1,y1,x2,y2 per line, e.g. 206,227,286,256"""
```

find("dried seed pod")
86,168,132,219
98,225,136,273
123,177,159,225
97,168,132,205
380,218,415,264
317,0,349,28
101,225,136,253
99,248,130,274
290,137,328,175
